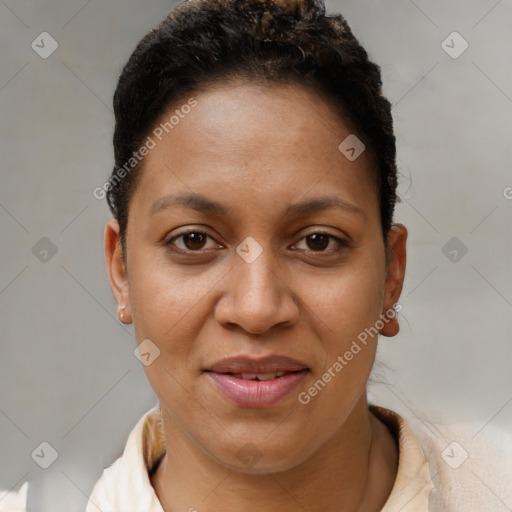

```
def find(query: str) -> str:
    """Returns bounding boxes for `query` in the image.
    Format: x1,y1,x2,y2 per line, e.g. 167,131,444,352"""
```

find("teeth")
255,373,277,381
241,373,258,380
239,371,287,380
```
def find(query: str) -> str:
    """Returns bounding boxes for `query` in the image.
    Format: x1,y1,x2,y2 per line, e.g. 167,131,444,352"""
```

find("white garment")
85,403,512,511
0,481,28,512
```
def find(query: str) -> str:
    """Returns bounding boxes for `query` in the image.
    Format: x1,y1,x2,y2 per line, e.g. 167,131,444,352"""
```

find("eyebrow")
150,193,366,220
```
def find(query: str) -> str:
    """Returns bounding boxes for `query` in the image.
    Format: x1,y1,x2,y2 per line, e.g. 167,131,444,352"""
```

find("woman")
88,0,436,510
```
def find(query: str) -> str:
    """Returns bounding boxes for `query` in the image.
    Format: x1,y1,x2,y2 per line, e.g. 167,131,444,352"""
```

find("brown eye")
166,231,218,252
305,233,330,251
182,232,207,250
293,232,349,254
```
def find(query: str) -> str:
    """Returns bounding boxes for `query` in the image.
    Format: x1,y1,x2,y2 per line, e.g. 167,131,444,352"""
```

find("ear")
105,218,132,323
379,223,407,337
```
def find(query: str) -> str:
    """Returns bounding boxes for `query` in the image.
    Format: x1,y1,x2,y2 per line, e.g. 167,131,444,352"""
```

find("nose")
214,245,300,335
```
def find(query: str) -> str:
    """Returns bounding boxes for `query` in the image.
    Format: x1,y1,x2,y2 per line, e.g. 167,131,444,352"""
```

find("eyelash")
164,229,350,255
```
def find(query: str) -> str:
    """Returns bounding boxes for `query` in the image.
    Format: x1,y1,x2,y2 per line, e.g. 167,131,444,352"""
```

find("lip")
206,355,309,374
205,355,310,408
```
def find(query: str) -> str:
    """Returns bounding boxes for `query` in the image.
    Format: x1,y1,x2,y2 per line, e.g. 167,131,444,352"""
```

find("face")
105,81,407,473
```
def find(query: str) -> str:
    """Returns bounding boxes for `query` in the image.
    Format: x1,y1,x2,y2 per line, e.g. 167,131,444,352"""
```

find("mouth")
204,356,310,408
221,371,296,380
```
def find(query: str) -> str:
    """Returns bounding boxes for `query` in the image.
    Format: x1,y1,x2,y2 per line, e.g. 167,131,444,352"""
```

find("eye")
293,232,349,253
166,230,220,252
164,229,349,255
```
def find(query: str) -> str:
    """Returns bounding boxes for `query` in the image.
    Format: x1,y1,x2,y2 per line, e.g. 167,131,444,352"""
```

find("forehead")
130,81,378,220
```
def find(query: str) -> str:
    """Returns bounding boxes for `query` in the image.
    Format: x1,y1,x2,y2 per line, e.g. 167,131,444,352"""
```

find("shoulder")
398,409,512,512
86,403,165,512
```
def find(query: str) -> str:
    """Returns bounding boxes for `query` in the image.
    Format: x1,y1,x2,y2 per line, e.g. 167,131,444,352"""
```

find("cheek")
128,249,225,341
295,266,383,425
307,254,385,347
127,252,231,405
298,251,385,394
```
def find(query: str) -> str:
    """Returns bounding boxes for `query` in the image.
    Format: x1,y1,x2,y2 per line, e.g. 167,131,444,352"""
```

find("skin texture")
105,81,407,511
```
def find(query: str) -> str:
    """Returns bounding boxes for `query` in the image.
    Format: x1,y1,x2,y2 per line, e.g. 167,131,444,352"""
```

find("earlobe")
379,223,407,337
104,219,132,323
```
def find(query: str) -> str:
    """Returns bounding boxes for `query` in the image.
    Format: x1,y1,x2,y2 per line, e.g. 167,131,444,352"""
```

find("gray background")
0,0,511,510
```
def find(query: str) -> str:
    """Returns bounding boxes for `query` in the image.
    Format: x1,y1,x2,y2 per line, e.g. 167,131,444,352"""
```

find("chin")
204,434,317,475
219,453,308,476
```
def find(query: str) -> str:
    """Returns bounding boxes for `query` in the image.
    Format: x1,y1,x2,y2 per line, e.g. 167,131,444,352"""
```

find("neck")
151,395,398,512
